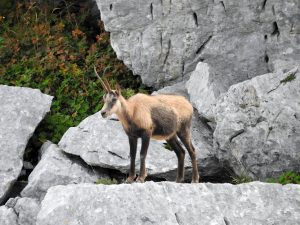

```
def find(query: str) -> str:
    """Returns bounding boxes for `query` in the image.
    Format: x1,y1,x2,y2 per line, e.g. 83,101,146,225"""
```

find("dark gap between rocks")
193,12,198,27
196,35,212,55
1,181,28,206
271,21,280,37
220,1,226,12
1,122,48,205
163,39,171,66
150,3,153,20
265,53,269,63
262,0,267,11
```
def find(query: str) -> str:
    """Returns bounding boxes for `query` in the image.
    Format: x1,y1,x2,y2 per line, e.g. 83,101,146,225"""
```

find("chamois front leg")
136,132,150,183
125,136,138,184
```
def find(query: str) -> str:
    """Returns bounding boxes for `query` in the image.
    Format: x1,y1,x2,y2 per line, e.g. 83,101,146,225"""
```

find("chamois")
94,67,200,183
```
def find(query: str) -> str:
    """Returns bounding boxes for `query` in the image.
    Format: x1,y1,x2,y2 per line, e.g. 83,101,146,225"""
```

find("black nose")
101,111,106,117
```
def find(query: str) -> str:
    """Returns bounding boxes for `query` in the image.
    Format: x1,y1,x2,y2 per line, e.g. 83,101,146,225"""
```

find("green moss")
280,73,296,84
267,171,300,185
96,178,118,185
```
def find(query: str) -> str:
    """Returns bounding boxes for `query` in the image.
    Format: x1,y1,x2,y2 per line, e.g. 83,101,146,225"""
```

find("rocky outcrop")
59,112,223,181
37,182,300,225
0,197,40,225
186,62,218,120
21,142,107,200
96,0,300,91
213,68,300,179
0,85,53,204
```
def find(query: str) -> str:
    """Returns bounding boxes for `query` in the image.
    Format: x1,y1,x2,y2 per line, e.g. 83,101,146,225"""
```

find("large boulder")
21,141,107,200
213,68,300,179
0,85,53,204
59,112,223,181
96,0,299,90
0,197,40,225
37,182,300,225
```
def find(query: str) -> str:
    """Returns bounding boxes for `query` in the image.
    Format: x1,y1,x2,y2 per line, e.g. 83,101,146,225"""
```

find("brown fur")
100,92,200,183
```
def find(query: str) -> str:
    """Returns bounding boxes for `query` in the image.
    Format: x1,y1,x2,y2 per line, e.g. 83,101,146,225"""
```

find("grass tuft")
96,178,118,185
267,171,300,185
280,73,296,84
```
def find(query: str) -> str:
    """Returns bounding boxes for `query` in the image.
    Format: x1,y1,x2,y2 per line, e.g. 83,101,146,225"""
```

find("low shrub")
267,171,300,185
0,1,149,146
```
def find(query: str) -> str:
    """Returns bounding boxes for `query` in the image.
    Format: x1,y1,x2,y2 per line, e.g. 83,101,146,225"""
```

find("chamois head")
94,66,122,118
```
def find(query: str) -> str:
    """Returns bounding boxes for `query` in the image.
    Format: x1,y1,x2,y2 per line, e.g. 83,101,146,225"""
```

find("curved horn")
94,65,109,92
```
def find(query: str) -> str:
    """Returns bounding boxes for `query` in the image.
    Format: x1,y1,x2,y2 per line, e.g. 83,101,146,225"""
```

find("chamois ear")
115,83,121,96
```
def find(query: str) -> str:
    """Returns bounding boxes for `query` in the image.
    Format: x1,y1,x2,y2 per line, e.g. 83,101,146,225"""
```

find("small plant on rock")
96,178,118,185
267,171,300,185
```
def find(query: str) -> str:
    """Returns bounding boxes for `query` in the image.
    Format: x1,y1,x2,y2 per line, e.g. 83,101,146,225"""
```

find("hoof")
191,176,200,183
175,178,184,183
136,177,145,183
125,176,136,184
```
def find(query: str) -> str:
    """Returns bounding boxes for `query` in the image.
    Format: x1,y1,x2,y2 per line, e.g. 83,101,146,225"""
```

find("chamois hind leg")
167,136,185,183
177,124,200,183
136,132,150,183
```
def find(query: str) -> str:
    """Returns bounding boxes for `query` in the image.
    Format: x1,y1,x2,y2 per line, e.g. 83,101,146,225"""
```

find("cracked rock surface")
37,181,300,225
0,85,53,204
213,67,300,179
96,0,300,91
0,197,40,225
59,112,223,181
21,142,106,201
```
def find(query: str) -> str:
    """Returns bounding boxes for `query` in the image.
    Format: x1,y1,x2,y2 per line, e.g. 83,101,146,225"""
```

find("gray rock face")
214,68,300,179
96,0,300,90
59,112,222,181
0,197,40,225
186,62,218,121
0,85,53,204
37,182,300,225
21,141,106,200
0,206,17,225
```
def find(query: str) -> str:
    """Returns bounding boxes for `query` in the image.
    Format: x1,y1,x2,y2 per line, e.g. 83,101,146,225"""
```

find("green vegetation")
0,1,149,146
280,73,296,84
96,178,118,185
231,174,253,184
163,142,173,151
267,171,300,185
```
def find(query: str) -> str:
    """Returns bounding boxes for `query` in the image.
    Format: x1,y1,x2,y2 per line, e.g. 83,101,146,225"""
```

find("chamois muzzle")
100,110,107,118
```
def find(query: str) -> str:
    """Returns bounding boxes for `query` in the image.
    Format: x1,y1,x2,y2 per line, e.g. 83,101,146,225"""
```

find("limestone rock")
37,182,300,225
0,85,52,204
96,0,300,92
0,206,17,225
21,141,106,200
0,197,39,225
186,62,218,121
214,67,300,179
59,112,222,181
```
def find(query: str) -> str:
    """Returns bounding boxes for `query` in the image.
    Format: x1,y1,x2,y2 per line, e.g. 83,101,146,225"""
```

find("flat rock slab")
21,142,107,201
37,182,300,225
59,112,221,181
0,85,52,203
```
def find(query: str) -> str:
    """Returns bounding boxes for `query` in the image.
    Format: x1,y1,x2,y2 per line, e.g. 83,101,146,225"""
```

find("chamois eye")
112,98,117,103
